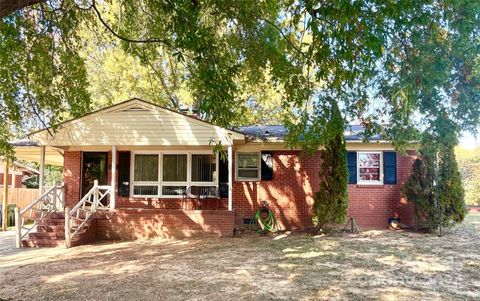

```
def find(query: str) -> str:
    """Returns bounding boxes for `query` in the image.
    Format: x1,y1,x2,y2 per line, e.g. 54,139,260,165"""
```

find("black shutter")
118,152,131,197
261,152,273,181
347,151,357,184
383,151,397,184
218,157,229,198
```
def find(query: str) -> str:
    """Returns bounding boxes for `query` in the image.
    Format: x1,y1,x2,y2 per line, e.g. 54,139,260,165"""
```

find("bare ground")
0,214,479,301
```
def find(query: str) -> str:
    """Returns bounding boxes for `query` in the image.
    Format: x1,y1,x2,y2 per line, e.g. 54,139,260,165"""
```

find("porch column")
11,169,16,188
39,145,46,195
111,145,116,209
228,145,233,211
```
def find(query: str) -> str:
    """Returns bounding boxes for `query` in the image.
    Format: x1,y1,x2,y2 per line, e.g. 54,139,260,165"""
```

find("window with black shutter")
347,151,357,184
218,157,229,198
383,151,397,184
261,152,273,181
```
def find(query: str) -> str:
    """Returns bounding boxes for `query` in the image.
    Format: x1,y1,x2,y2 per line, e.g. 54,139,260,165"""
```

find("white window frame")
357,151,383,185
130,151,219,198
236,152,261,181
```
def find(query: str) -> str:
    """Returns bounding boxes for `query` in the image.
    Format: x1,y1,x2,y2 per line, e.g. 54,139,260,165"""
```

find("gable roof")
0,158,40,175
29,98,245,147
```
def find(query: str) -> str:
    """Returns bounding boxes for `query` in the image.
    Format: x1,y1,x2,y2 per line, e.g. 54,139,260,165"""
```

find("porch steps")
21,213,94,248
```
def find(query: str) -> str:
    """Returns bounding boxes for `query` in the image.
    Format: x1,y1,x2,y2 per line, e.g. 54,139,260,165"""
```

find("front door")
81,152,108,197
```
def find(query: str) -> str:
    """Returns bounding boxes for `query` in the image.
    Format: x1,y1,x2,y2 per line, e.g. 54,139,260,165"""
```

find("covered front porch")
9,99,245,247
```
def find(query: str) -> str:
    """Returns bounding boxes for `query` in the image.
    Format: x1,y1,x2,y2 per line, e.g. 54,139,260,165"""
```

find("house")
0,159,39,188
12,98,416,246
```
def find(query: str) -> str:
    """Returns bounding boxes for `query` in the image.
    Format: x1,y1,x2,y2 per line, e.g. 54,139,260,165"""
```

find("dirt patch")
1,214,479,301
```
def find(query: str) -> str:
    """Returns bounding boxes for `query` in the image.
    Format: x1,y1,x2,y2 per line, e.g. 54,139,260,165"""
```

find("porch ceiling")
12,145,64,166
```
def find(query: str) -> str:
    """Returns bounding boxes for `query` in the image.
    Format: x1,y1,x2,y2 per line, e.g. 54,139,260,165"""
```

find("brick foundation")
94,209,235,239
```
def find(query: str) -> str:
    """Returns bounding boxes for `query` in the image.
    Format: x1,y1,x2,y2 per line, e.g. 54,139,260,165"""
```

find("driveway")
0,230,69,273
0,230,17,256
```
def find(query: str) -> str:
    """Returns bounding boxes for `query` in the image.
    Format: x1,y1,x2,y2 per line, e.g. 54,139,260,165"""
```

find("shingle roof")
237,124,383,142
9,139,40,147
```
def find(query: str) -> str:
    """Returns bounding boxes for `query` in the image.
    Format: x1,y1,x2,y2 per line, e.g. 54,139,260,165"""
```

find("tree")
402,141,436,230
1,0,480,157
312,99,349,230
402,128,467,231
456,146,480,206
437,145,467,226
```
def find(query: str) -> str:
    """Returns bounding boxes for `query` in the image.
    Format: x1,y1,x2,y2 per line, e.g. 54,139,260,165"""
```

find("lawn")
0,214,479,301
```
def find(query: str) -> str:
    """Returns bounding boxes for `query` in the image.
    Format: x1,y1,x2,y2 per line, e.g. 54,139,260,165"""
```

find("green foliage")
402,145,436,229
1,0,480,155
312,100,349,229
403,132,467,231
456,146,480,206
438,146,467,226
0,1,92,155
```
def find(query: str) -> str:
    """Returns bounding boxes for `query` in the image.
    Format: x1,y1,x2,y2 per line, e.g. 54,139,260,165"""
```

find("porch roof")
28,98,246,148
10,140,64,166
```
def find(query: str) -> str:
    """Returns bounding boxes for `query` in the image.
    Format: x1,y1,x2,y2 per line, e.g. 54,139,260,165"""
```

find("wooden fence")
0,188,40,211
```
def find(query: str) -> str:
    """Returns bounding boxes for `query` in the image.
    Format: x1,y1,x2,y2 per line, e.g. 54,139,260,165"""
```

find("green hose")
249,206,277,232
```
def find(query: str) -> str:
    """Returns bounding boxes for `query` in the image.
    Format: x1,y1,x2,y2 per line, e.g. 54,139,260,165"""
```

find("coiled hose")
249,204,277,232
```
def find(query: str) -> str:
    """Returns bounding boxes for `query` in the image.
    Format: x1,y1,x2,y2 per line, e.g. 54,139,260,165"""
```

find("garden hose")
250,204,277,232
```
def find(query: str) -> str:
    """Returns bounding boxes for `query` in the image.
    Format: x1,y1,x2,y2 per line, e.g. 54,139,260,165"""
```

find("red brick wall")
0,173,11,186
63,149,416,233
63,151,82,207
233,151,319,230
94,209,235,239
116,196,228,210
347,150,416,228
0,174,23,188
233,150,416,230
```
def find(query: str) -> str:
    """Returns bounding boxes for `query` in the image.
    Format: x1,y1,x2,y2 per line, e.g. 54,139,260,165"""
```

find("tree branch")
91,0,173,48
0,0,45,18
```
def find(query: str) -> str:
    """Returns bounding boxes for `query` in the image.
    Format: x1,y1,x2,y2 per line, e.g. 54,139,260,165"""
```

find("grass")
0,213,479,301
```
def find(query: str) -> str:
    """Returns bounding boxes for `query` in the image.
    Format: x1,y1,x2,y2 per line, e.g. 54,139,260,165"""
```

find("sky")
460,130,480,149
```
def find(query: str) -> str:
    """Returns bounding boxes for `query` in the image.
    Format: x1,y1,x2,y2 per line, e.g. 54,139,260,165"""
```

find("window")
132,154,159,196
131,152,218,197
357,152,382,184
237,152,260,180
191,154,216,182
134,154,158,182
163,154,187,182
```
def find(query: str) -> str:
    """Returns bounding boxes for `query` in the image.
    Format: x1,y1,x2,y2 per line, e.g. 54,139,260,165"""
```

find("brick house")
14,98,416,245
0,159,39,188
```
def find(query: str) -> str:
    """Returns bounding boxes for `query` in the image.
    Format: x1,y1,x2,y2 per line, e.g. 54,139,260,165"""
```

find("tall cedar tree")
313,101,349,230
403,135,467,231
438,146,467,226
402,144,436,229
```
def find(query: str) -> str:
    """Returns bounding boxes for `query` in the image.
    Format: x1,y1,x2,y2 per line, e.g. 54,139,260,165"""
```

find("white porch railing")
65,180,113,247
14,183,64,248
